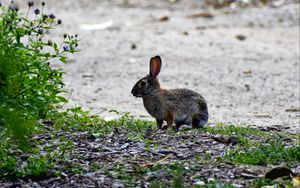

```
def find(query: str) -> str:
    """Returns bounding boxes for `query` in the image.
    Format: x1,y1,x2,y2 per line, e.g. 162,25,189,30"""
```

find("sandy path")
14,0,299,132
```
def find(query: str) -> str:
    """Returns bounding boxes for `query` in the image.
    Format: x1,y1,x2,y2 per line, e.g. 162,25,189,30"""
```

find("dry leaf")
291,174,300,188
243,69,252,74
140,163,154,168
140,154,173,168
265,167,293,179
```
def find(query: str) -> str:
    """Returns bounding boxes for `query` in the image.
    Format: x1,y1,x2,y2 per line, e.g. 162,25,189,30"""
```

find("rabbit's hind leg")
174,115,190,131
192,112,208,128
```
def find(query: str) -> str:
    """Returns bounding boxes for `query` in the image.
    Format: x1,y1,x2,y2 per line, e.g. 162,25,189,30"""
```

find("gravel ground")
11,0,300,132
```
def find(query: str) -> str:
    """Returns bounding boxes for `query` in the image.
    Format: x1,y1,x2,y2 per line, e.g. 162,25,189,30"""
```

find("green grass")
251,178,293,188
224,141,300,165
0,147,53,179
203,123,267,146
202,124,300,166
24,155,53,178
204,123,267,137
81,111,155,141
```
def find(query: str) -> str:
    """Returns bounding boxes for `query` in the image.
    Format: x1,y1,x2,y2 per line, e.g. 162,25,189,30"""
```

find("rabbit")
131,55,208,130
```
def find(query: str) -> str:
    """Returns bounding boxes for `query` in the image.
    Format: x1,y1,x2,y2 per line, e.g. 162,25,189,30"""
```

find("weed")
196,181,235,188
0,0,78,148
149,181,168,188
172,165,185,188
251,178,293,187
92,110,155,141
0,1,80,179
204,123,267,137
0,148,17,178
224,141,300,165
204,123,268,146
24,154,52,178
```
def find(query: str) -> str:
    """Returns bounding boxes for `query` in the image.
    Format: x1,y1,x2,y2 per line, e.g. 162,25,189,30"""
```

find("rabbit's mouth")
133,94,142,97
131,88,142,97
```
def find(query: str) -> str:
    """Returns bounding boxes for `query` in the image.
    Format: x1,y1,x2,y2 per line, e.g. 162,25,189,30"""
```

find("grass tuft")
224,141,300,165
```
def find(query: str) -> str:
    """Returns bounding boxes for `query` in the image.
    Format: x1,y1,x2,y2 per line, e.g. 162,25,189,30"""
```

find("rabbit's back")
143,88,208,127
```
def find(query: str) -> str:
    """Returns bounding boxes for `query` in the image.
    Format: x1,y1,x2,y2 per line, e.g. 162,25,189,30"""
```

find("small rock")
236,34,246,41
212,134,227,144
83,172,95,177
245,84,250,91
82,74,94,78
112,181,124,188
232,183,244,188
188,12,214,19
194,179,205,185
243,69,252,75
120,143,130,149
131,43,136,50
94,88,102,93
159,16,169,22
157,150,177,155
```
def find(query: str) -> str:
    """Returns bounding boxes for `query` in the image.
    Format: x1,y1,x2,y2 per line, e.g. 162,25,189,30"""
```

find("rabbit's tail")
192,110,209,128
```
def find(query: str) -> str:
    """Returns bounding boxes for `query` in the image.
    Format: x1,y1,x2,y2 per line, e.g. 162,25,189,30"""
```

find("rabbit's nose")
131,88,137,96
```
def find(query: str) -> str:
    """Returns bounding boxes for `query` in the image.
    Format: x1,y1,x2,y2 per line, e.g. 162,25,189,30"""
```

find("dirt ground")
17,0,300,132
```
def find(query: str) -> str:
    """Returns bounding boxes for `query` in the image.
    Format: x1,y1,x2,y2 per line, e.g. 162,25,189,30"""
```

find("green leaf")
59,56,67,64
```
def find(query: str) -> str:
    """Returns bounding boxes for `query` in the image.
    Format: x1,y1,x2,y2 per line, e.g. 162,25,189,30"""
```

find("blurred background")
4,0,300,131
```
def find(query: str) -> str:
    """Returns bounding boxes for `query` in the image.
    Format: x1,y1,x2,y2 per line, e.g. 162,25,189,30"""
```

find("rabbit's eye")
140,81,146,87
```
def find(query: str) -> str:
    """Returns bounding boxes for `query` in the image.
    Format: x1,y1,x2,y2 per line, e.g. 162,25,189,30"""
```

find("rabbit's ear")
149,55,162,78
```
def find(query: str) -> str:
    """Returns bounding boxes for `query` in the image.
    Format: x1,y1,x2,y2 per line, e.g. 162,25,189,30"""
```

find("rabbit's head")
131,56,162,97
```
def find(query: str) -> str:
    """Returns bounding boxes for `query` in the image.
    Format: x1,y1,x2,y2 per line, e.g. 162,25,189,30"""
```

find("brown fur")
131,55,208,130
166,111,174,129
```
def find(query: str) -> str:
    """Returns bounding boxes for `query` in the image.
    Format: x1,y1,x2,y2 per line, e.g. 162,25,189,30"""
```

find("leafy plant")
24,154,52,178
0,0,78,148
0,147,17,178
